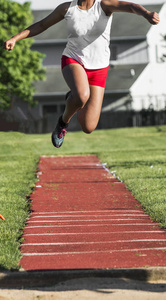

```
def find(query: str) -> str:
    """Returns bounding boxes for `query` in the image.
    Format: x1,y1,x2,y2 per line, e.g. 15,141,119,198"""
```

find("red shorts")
61,55,109,88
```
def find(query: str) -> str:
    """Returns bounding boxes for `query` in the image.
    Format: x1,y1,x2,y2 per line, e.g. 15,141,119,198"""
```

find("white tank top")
63,0,113,69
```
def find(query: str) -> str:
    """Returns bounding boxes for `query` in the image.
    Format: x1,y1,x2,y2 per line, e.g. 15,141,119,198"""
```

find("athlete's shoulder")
101,0,118,15
55,2,71,17
61,1,72,9
101,0,118,5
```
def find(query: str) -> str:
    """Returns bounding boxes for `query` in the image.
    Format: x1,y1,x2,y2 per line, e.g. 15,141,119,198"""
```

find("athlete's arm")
3,2,70,51
101,0,160,25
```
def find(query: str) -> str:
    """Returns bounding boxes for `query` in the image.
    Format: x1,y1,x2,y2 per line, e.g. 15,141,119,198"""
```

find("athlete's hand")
145,11,160,25
3,38,16,51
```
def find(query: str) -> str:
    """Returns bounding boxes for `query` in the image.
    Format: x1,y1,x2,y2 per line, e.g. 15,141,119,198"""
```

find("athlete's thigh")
78,85,105,131
62,63,90,97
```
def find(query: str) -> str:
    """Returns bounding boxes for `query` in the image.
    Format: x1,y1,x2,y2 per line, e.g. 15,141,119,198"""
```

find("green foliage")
0,0,45,109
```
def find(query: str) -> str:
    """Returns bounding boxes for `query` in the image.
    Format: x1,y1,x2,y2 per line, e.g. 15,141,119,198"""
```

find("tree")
0,0,45,109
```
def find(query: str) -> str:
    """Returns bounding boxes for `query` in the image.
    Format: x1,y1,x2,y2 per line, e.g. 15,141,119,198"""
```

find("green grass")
0,126,166,270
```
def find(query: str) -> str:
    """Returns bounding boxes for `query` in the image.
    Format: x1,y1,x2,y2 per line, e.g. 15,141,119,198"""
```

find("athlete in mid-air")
3,0,159,147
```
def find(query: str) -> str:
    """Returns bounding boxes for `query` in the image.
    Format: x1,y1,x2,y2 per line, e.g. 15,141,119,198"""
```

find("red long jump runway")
19,155,166,270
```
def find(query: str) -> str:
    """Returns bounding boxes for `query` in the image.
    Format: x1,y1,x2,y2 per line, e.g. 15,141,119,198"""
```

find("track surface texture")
20,155,166,271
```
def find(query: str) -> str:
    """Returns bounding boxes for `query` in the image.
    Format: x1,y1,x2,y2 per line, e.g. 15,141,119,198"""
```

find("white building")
100,3,166,113
130,2,166,112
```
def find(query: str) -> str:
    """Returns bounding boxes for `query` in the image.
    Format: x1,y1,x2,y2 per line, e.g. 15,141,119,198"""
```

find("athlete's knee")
74,90,90,109
81,123,96,134
83,128,93,134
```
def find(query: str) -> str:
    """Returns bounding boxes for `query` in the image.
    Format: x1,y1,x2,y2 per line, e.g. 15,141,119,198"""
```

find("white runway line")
22,247,166,256
22,239,166,246
27,218,151,223
23,231,165,236
31,210,145,214
26,223,159,228
29,213,148,219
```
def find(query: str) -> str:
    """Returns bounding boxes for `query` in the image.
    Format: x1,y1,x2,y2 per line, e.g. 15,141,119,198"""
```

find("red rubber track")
20,155,166,270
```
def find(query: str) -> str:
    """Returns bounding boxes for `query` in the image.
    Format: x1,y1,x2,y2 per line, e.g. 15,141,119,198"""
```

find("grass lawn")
0,125,166,270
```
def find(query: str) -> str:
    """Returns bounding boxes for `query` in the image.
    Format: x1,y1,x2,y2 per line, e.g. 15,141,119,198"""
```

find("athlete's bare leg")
62,63,90,124
62,63,104,133
77,85,104,133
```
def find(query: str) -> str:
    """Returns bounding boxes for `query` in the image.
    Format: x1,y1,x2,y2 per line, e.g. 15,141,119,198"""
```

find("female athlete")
3,0,159,147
